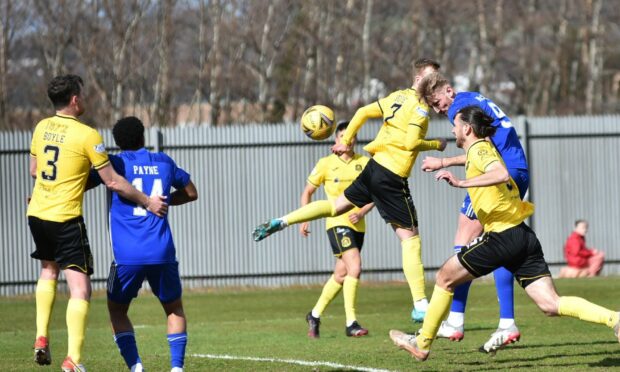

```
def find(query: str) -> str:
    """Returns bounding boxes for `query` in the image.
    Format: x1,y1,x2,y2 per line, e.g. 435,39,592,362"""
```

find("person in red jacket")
559,220,605,278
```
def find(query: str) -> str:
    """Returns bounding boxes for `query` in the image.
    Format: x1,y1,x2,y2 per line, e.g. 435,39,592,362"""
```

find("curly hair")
113,116,145,150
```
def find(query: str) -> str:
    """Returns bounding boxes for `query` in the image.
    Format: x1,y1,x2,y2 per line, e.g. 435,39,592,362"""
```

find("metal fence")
1,115,619,296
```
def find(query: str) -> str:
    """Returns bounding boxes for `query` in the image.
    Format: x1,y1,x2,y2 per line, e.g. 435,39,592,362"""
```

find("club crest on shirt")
94,143,106,153
341,236,352,248
355,164,362,171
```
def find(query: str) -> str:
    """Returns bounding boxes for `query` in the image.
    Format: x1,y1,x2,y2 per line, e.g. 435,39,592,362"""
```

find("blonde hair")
418,72,450,105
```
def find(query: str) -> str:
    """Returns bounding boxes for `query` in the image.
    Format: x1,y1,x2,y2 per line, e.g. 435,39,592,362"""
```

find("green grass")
1,277,619,371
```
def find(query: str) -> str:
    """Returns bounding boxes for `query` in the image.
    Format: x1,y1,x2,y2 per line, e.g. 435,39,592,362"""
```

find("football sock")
285,200,337,225
66,298,89,364
494,266,515,319
446,311,465,328
451,281,472,313
401,235,426,302
343,276,359,326
167,332,187,368
114,331,141,369
417,285,453,351
558,296,619,328
35,279,57,338
498,318,515,329
312,275,342,318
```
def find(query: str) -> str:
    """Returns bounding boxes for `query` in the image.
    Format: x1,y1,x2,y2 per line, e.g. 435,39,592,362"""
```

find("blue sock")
493,266,515,319
167,332,187,368
114,331,141,369
450,246,471,313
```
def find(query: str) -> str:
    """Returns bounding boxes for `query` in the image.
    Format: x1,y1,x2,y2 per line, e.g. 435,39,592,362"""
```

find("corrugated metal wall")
1,115,619,296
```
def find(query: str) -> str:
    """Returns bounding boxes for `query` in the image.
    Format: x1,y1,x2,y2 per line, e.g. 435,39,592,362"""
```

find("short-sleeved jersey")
448,92,528,170
27,114,110,222
307,153,370,231
466,140,534,233
365,89,431,177
98,149,190,265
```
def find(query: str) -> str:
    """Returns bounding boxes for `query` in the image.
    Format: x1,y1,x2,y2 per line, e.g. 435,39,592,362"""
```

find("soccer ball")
300,105,335,140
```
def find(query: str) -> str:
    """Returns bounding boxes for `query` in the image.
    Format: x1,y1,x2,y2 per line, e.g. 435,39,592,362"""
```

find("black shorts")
28,216,94,275
457,223,551,288
327,226,365,257
344,159,418,229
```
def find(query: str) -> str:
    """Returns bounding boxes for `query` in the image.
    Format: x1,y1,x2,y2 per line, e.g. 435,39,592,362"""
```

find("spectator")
559,220,604,278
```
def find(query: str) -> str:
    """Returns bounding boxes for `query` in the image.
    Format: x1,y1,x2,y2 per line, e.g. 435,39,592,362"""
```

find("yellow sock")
558,296,619,328
343,276,360,325
66,299,90,364
417,285,453,351
35,279,57,338
312,275,342,317
401,235,426,302
285,200,336,225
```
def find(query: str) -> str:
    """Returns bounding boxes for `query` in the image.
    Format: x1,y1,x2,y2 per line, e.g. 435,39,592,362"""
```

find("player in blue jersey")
418,73,528,353
92,117,197,372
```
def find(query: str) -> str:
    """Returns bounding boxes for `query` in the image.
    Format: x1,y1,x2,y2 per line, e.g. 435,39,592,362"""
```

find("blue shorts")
107,262,182,304
461,168,529,219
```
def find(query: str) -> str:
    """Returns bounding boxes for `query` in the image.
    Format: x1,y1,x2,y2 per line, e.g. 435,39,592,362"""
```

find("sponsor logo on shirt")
94,143,106,153
416,107,429,117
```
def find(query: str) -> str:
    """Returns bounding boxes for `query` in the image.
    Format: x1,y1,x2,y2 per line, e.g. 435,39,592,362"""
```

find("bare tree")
151,0,175,126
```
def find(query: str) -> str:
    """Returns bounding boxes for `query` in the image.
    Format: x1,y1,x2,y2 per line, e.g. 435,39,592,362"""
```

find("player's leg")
58,217,94,371
340,230,367,337
148,263,186,371
439,211,481,340
252,194,354,241
394,225,428,321
63,268,91,371
390,255,476,360
307,233,345,338
253,162,374,242
28,216,58,365
523,276,619,342
108,263,145,371
586,250,604,277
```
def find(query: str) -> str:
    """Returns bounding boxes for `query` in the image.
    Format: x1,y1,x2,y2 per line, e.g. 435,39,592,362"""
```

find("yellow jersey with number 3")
307,153,370,231
466,140,534,233
27,114,110,222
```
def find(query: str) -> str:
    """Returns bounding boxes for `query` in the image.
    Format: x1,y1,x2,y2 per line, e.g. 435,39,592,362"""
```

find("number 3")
41,145,59,180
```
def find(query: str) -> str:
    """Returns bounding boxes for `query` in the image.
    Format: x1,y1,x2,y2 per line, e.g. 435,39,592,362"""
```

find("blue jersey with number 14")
447,92,528,170
105,148,190,265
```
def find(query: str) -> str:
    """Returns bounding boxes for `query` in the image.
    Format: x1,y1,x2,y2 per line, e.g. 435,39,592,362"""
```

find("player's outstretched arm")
169,180,198,206
436,161,509,188
421,154,467,172
333,102,382,155
97,164,168,217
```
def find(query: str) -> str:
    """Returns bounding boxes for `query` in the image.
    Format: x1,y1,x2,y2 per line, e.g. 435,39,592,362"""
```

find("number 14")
132,178,163,216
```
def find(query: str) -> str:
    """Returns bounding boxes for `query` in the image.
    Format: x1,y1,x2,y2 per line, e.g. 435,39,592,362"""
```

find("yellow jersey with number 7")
27,114,110,222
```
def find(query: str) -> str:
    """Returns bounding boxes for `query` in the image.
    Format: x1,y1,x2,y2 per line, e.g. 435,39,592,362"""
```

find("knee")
435,271,455,291
348,265,361,278
536,298,560,316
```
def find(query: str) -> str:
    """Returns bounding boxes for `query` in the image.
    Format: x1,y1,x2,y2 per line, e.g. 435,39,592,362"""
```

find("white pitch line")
191,353,397,372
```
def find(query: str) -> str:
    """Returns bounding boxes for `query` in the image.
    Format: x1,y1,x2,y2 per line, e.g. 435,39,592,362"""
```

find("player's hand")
147,195,168,217
348,212,362,224
437,138,447,151
332,143,351,155
299,222,310,237
421,156,443,172
435,170,462,188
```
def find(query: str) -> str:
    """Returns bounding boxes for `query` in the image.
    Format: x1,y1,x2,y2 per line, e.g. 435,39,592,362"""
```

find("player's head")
47,74,85,115
335,121,356,147
412,58,440,89
574,219,588,235
453,105,496,148
113,116,145,151
418,72,455,115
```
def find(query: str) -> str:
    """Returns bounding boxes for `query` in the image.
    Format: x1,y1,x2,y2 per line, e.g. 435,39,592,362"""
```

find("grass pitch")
1,277,619,371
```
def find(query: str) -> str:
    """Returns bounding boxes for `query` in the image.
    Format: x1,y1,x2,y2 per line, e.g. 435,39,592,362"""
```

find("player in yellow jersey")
301,122,374,338
253,59,447,322
27,75,167,372
389,105,620,361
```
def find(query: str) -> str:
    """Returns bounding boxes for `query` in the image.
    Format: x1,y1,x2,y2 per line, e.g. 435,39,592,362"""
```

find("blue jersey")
448,92,528,170
101,148,190,265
